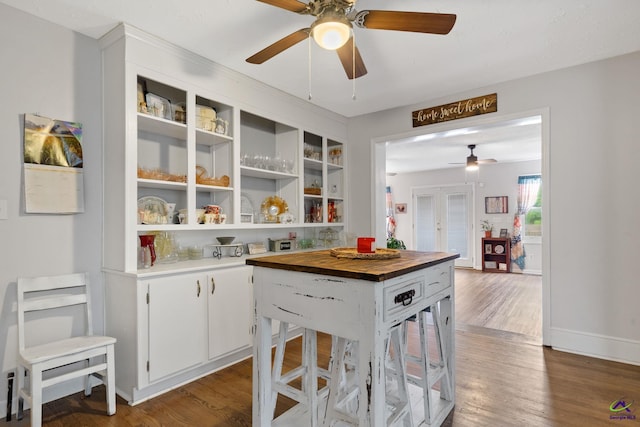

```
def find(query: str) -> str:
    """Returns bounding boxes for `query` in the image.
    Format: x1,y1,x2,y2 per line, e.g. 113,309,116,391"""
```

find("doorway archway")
372,109,550,345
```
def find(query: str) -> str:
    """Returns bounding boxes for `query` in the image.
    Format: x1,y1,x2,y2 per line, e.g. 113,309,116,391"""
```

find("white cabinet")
207,266,253,360
105,265,255,404
146,273,208,382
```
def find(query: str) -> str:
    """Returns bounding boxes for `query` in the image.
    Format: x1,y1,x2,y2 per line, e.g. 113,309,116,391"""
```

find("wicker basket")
196,175,230,187
137,167,187,183
304,187,322,196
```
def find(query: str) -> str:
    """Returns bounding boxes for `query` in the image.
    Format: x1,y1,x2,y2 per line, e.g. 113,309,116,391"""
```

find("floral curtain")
512,175,541,270
386,186,396,238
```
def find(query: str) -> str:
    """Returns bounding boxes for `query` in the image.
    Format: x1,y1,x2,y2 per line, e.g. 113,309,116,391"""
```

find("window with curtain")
524,185,542,237
518,174,542,237
512,174,542,270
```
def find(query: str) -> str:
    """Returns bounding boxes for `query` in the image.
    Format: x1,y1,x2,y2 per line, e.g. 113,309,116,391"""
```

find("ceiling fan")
246,0,456,79
450,144,497,171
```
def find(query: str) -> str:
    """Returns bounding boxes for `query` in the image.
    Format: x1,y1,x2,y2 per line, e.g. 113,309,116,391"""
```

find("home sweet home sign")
412,93,497,127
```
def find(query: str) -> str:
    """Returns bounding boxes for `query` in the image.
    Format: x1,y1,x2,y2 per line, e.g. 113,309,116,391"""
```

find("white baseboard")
550,327,640,366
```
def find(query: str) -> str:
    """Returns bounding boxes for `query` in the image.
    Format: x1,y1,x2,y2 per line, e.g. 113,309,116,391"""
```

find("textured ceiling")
2,0,639,119
3,0,637,173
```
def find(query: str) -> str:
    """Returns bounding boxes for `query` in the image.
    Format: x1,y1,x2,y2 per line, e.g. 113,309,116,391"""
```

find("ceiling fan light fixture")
466,154,478,171
312,13,351,50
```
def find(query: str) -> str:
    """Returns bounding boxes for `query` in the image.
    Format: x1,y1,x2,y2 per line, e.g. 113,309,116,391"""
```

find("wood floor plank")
455,268,542,339
8,270,639,426
8,329,639,427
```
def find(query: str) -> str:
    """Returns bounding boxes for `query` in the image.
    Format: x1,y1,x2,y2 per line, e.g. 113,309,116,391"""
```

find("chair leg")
417,310,433,424
84,358,92,397
387,324,413,427
30,366,42,427
433,300,453,402
270,321,289,418
106,345,116,415
322,336,357,426
16,367,24,421
302,329,318,426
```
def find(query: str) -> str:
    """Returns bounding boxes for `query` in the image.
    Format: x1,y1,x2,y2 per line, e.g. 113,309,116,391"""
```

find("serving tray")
330,247,401,260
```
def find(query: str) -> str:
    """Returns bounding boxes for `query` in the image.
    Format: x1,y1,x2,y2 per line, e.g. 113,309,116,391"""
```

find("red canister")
357,237,376,253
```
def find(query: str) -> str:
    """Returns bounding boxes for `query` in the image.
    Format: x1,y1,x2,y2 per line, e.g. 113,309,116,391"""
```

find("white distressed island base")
247,250,459,427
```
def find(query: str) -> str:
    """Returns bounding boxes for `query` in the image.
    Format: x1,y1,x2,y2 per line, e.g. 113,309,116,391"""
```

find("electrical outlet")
0,200,7,220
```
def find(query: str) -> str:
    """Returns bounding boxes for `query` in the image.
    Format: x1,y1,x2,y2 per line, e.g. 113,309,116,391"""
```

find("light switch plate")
0,200,7,219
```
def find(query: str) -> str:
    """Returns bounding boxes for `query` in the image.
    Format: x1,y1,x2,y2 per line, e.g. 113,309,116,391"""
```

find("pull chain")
308,34,312,100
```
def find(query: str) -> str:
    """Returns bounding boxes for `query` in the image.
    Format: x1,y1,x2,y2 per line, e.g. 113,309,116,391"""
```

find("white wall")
0,4,103,415
387,159,542,272
348,50,640,364
0,4,348,416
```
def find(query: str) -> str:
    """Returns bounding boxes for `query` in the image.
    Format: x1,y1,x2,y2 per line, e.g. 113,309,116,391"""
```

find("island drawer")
384,277,424,321
423,262,451,298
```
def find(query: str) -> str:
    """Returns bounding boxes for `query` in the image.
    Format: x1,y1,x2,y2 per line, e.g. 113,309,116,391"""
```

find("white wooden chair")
16,272,116,426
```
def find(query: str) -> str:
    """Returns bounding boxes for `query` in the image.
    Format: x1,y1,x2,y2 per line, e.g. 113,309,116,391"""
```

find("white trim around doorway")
371,107,550,346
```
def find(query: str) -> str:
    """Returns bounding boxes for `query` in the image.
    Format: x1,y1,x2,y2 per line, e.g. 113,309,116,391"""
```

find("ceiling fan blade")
257,0,308,13
359,10,456,34
478,159,498,164
246,29,310,64
336,37,368,79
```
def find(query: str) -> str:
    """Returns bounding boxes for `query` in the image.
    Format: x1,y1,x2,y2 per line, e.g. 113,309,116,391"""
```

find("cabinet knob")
211,277,216,295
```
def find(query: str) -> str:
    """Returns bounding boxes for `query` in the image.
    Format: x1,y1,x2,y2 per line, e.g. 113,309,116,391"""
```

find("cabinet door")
147,273,207,382
207,266,253,360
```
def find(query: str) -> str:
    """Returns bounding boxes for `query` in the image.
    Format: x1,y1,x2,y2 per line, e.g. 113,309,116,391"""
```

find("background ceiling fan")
450,144,498,170
246,0,456,79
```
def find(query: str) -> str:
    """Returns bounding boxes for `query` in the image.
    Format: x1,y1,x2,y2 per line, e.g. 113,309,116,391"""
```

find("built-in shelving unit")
101,24,348,405
106,73,348,272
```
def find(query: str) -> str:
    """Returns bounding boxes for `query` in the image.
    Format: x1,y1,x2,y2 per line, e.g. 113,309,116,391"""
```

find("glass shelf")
240,166,297,180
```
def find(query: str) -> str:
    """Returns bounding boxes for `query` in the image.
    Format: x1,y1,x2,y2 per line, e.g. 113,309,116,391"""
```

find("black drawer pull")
394,289,416,306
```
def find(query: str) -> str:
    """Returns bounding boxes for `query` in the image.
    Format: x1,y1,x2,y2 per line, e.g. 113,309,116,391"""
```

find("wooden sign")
412,93,497,127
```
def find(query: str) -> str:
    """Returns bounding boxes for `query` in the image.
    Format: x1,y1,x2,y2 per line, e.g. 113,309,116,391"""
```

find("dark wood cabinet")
482,237,511,273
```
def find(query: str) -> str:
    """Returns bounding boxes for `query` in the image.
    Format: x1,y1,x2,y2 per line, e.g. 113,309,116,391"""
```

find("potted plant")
386,237,407,249
481,220,493,238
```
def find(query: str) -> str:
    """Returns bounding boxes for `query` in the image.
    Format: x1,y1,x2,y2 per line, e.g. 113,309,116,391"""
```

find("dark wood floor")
8,270,640,426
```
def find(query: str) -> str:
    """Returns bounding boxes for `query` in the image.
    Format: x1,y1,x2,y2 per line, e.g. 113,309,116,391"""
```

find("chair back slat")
21,293,88,313
19,273,86,292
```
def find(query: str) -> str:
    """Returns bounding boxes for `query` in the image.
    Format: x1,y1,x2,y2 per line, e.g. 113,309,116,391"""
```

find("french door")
413,184,473,267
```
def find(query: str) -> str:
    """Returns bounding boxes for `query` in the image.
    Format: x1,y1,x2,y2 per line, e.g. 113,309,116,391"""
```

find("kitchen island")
247,249,459,427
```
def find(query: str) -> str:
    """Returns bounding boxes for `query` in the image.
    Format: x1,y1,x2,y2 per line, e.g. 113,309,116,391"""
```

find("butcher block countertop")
246,249,459,282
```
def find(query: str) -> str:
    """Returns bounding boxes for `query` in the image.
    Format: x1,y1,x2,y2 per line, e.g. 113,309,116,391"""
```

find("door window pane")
416,195,436,251
447,193,468,257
